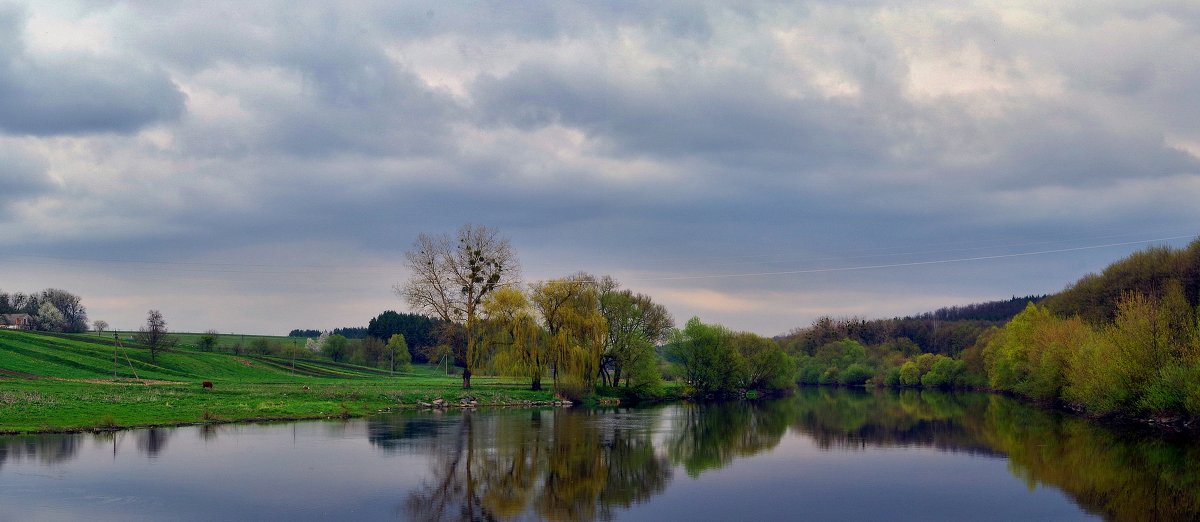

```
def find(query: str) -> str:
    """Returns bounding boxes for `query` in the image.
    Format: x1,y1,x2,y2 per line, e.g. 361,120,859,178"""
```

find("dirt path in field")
0,367,43,379
62,378,187,385
0,367,184,385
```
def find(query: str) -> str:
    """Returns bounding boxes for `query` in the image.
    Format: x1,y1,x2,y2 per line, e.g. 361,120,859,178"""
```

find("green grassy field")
102,330,301,351
0,330,556,433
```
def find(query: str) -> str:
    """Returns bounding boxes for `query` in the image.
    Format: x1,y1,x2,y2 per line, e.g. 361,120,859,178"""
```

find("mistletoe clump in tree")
397,224,520,389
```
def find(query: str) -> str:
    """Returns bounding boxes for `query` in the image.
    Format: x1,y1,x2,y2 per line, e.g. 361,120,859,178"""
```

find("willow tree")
483,286,547,390
398,224,520,389
530,273,607,394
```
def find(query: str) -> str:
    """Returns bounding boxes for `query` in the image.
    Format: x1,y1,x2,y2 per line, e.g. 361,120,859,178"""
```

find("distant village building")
0,313,33,330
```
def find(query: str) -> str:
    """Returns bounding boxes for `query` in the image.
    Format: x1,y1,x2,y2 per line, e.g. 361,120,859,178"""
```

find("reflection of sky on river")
626,434,1095,521
0,421,430,521
0,403,1100,521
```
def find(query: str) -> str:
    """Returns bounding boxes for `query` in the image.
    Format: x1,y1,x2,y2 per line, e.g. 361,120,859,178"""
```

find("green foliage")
1062,289,1200,418
322,334,350,362
197,331,218,352
387,334,412,371
920,358,965,388
839,363,873,385
598,282,673,389
622,335,663,392
367,311,441,363
730,332,795,392
898,361,920,386
665,317,746,395
1044,240,1200,324
818,367,839,385
779,296,1040,358
981,276,1200,421
530,274,607,394
881,366,902,387
981,303,1084,400
796,360,823,385
483,286,547,390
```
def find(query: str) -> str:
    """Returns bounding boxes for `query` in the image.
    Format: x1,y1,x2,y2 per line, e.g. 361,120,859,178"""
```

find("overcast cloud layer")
1,1,1198,335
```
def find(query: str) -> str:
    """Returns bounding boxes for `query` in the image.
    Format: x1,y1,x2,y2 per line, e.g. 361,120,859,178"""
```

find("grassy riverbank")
0,330,556,433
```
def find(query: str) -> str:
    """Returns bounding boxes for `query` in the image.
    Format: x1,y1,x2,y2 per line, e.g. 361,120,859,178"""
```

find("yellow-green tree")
530,273,607,396
1067,287,1199,416
483,286,547,390
982,303,1087,400
386,334,410,374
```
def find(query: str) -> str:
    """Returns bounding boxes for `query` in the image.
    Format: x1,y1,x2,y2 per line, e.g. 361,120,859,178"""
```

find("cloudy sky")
1,1,1198,336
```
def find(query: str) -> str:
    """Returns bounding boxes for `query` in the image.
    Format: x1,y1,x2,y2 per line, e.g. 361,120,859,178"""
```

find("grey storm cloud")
470,62,888,174
0,5,185,136
2,0,1199,334
0,144,53,217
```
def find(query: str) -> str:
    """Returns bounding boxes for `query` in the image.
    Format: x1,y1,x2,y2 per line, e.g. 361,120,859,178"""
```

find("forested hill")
907,295,1048,322
781,238,1200,357
1043,239,1200,324
778,295,1045,357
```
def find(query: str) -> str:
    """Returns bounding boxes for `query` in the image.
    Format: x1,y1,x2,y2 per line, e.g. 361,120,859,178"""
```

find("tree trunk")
612,366,622,389
462,366,472,389
531,375,541,391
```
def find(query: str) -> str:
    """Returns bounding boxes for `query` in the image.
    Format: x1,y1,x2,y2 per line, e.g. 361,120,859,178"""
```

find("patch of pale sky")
771,27,864,100
1166,135,1200,160
651,288,764,314
23,3,117,56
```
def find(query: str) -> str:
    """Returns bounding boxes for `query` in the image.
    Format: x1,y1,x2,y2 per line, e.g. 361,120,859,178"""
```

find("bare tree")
134,310,176,363
397,224,520,388
92,320,109,336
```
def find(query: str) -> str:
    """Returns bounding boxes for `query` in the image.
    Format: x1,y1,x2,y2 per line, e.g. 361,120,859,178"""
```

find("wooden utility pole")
112,333,139,380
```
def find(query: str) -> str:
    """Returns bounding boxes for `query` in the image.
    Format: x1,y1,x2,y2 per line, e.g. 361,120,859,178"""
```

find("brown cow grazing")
202,381,214,389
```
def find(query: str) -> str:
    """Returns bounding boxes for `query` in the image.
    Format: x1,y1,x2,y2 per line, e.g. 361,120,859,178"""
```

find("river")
2,388,1197,521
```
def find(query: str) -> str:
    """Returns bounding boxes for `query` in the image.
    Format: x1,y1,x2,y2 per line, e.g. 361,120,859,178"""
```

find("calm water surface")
2,388,1197,521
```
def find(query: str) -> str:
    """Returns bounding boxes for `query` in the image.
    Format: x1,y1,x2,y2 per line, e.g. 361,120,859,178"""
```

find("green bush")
899,361,920,386
921,357,965,388
840,364,873,386
881,367,902,387
818,367,839,385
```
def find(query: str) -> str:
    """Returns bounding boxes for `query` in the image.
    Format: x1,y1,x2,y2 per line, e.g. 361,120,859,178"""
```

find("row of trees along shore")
775,239,1200,425
397,224,795,399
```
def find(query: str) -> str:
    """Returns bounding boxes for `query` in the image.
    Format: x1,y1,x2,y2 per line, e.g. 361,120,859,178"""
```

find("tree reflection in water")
0,433,81,469
372,408,672,521
0,426,179,470
0,390,1196,521
376,389,1200,522
788,387,1200,522
667,399,795,478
